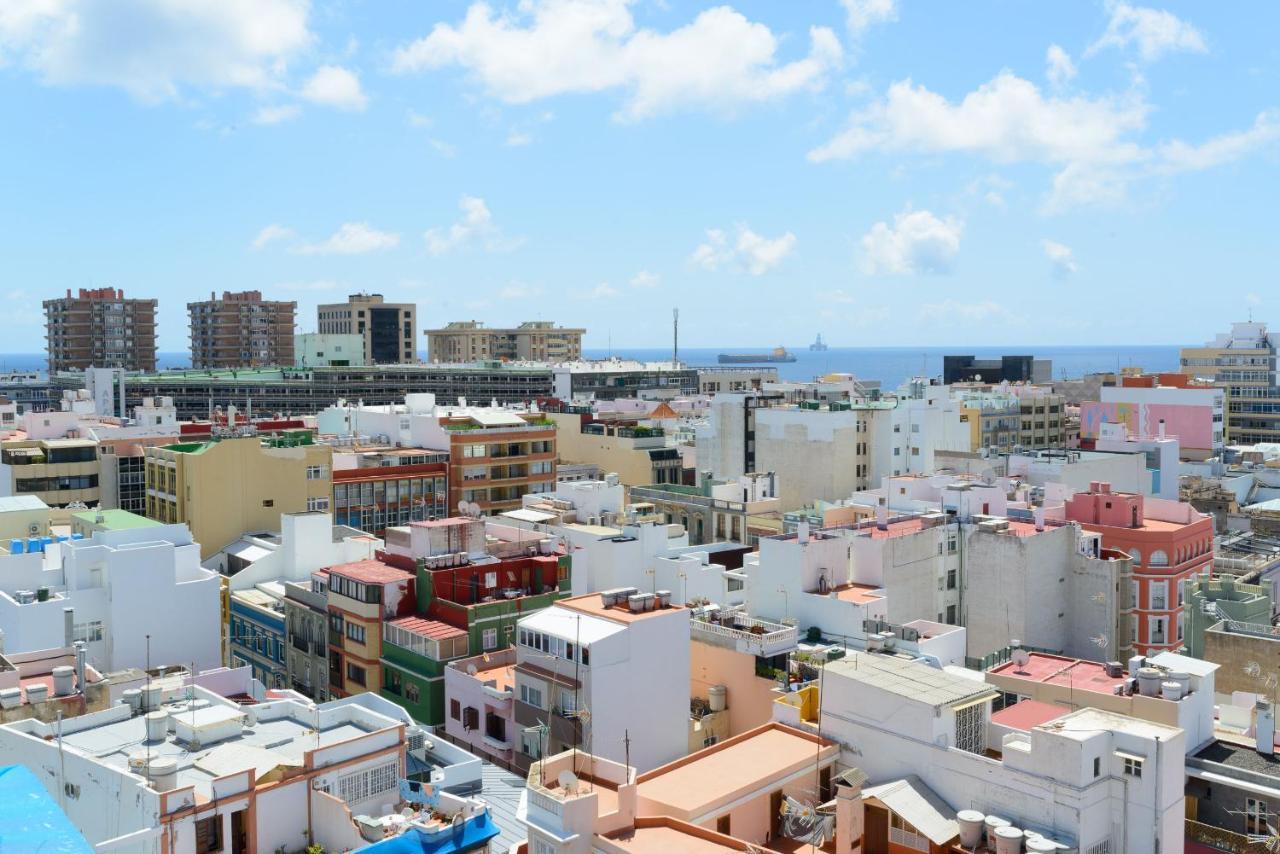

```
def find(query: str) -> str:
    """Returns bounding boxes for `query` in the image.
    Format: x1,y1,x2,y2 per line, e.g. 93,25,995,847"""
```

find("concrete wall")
1203,627,1280,696
690,640,780,738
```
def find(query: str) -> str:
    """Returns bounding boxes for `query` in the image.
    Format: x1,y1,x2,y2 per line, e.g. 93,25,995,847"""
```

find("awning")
862,776,959,846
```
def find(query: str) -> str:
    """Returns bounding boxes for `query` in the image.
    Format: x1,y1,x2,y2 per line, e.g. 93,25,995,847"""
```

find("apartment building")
187,290,295,369
1080,372,1225,460
326,558,415,698
548,411,683,488
427,320,584,363
317,292,417,364
953,382,1067,452
629,474,782,546
511,592,690,774
1182,575,1270,659
553,360,698,401
1065,481,1214,654
144,433,333,558
943,353,1051,384
1182,321,1280,445
0,436,99,508
295,331,367,367
43,287,157,373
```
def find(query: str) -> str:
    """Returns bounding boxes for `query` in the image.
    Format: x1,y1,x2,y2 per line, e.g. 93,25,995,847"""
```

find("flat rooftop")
829,582,883,605
474,662,515,693
605,819,774,854
990,699,1070,732
637,723,834,816
1195,740,1280,776
558,592,686,624
827,653,999,709
388,616,468,642
327,558,413,585
988,653,1128,696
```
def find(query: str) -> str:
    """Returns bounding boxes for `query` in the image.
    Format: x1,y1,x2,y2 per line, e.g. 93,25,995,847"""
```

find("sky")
1,0,1278,351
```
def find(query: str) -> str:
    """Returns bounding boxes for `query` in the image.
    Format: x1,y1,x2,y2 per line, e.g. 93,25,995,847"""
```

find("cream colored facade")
548,412,681,488
317,293,417,365
426,320,584,363
144,436,333,557
0,438,100,508
1182,322,1280,444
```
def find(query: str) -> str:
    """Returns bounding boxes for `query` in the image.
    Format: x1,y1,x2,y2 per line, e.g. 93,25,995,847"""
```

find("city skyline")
3,1,1278,352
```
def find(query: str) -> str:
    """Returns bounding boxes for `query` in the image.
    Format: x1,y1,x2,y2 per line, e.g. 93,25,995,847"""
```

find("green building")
1183,575,1272,659
379,553,571,724
70,508,163,538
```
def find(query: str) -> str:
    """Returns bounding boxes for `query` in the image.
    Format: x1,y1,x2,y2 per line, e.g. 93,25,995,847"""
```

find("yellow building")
143,432,332,558
0,438,100,508
548,411,683,488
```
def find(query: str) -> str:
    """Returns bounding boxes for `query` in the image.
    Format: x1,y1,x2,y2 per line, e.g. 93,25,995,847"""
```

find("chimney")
74,641,87,696
1158,419,1166,439
875,502,888,531
834,768,867,854
797,519,810,544
1258,701,1275,757
63,606,74,647
1033,506,1045,532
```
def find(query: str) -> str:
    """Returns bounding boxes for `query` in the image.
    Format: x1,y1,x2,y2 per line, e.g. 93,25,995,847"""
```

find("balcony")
691,608,798,657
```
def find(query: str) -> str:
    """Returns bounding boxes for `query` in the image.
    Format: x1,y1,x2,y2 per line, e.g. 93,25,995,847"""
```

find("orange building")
1065,481,1213,654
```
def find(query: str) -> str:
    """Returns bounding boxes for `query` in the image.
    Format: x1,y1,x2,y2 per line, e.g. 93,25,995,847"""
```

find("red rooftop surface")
327,558,414,585
861,516,1045,540
988,652,1128,696
388,615,468,641
990,699,1070,732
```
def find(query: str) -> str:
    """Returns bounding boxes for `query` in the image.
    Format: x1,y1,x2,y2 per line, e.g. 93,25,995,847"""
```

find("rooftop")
71,509,162,530
990,699,1070,732
327,558,414,585
988,653,1128,696
829,582,884,605
826,653,1000,709
388,616,468,642
636,723,835,816
605,818,776,854
557,592,686,624
0,495,48,514
1194,740,1280,776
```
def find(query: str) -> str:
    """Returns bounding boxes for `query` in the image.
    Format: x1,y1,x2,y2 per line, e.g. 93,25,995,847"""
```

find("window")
262,499,274,508
482,628,498,650
306,465,329,480
1149,549,1169,567
520,683,544,709
336,762,398,804
346,662,366,686
1149,581,1168,610
521,727,543,758
385,669,402,695
450,699,461,720
945,604,957,624
195,815,223,853
1246,798,1269,835
308,496,330,512
534,839,556,854
406,682,420,703
954,703,985,754
73,620,104,643
345,622,367,644
946,569,957,590
1122,755,1143,778
463,706,479,730
463,444,486,458
1093,756,1101,778
703,735,719,747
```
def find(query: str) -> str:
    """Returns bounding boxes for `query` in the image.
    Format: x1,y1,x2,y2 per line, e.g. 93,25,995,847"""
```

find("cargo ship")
810,333,828,351
718,346,797,364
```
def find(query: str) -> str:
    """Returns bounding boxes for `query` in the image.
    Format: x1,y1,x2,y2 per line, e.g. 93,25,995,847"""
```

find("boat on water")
810,333,828,351
718,346,797,364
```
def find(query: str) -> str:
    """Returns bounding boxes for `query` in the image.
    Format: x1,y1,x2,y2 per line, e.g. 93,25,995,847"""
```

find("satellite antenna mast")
673,308,679,365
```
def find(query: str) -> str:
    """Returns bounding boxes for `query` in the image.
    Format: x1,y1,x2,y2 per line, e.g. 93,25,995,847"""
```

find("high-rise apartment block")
187,290,295,369
1182,321,1280,444
426,320,584,363
43,287,157,373
317,293,417,364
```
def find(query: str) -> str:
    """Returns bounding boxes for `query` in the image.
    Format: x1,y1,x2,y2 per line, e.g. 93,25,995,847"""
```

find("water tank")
1169,671,1191,694
0,687,21,709
145,710,169,742
52,665,74,696
142,683,162,711
1027,838,1058,854
655,590,672,608
122,688,142,713
1161,681,1183,701
1136,667,1163,697
25,683,48,703
957,810,985,848
147,756,178,791
36,587,49,602
708,684,727,713
127,752,148,775
995,826,1024,854
8,539,21,555
1128,654,1145,677
985,816,1010,849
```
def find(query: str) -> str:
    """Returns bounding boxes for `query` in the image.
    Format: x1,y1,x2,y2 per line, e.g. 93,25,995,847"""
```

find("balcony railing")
691,609,798,657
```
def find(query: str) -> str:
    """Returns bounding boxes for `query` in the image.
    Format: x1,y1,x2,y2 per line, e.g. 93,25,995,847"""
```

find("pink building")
443,647,517,768
1079,372,1224,460
1064,482,1214,654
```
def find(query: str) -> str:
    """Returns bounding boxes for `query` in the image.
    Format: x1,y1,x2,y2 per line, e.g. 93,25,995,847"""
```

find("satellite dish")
467,663,478,676
979,467,997,485
557,770,579,793
457,500,468,516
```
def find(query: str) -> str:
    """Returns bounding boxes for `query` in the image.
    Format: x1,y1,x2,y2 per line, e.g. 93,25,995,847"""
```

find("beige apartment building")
426,320,584,363
144,433,333,557
317,293,417,364
547,411,683,487
188,290,296,369
1182,321,1280,444
0,438,100,508
43,287,157,373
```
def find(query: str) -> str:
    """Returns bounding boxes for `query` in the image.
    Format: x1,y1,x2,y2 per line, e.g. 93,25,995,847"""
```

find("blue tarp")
359,811,502,854
0,765,93,853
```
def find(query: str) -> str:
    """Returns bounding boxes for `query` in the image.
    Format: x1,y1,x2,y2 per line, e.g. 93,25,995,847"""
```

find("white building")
0,669,419,853
295,332,367,367
514,592,690,773
0,524,221,673
203,510,381,591
807,652,1185,854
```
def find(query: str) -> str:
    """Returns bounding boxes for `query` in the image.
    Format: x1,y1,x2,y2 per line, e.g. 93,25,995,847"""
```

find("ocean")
0,344,1183,390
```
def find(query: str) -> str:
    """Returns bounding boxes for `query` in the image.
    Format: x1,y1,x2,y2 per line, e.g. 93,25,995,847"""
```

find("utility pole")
673,308,679,365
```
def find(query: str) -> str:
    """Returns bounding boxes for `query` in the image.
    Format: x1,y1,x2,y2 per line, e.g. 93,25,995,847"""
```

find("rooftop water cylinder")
708,684,727,713
1128,654,1145,677
995,826,1024,854
985,816,1010,849
147,756,178,791
51,665,74,696
1027,838,1058,854
8,539,21,554
1161,680,1183,701
1169,671,1191,694
27,536,41,553
957,810,985,848
123,688,142,713
1136,667,1163,697
142,683,163,712
145,710,168,742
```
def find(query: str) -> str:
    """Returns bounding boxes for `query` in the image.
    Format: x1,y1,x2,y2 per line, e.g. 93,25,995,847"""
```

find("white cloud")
499,282,542,299
1155,110,1280,173
919,299,1019,324
0,0,311,100
691,225,796,275
252,104,301,125
300,65,368,111
1046,44,1076,88
841,0,897,36
861,209,962,275
588,282,620,299
296,222,400,255
1246,292,1263,307
391,0,842,121
506,131,533,146
251,224,295,250
406,110,432,127
428,138,458,158
629,271,659,288
425,195,521,255
1042,239,1078,277
1086,3,1206,62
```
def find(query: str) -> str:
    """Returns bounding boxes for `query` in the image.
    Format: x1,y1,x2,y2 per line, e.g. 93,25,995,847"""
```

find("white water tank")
1161,681,1183,701
145,710,169,742
147,756,178,791
957,810,985,848
52,665,74,697
25,683,48,703
0,687,21,709
1027,838,1058,854
123,688,142,713
985,816,1010,849
995,826,1024,854
1128,654,1145,677
1136,667,1163,697
708,684,727,713
142,683,162,711
1169,671,1191,694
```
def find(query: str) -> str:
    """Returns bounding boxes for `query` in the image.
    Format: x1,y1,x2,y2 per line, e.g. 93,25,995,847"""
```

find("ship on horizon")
718,346,797,364
810,333,828,351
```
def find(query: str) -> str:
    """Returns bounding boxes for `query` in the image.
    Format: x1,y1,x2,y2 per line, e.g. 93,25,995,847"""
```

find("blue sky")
1,0,1277,351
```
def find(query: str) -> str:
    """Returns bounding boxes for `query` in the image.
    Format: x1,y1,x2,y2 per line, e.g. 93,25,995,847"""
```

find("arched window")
1150,549,1169,567
1129,549,1142,565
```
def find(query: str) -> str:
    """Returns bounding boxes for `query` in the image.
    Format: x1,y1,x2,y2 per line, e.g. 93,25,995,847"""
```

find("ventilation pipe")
74,642,87,696
63,607,74,647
